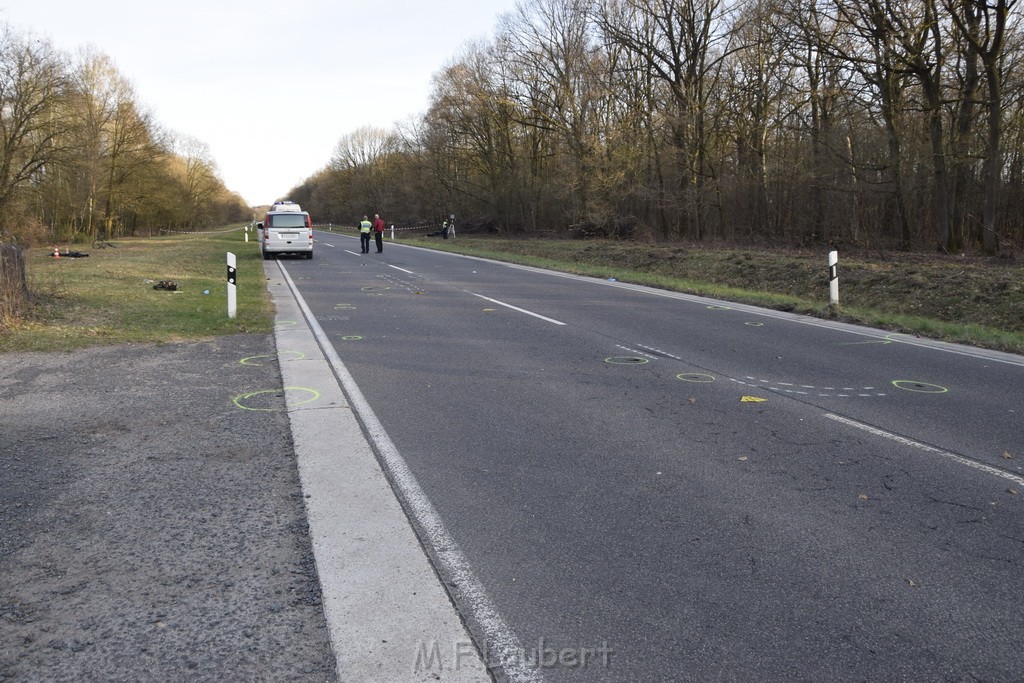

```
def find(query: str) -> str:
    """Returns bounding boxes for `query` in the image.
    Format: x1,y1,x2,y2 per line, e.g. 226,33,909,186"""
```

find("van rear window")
270,214,307,228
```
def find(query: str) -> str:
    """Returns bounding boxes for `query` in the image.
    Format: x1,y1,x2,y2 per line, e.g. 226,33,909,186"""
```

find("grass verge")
403,236,1024,355
0,229,273,353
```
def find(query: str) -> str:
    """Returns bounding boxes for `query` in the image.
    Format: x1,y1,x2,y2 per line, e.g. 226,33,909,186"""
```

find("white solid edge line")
389,264,415,274
467,291,566,326
277,262,542,683
824,413,1024,487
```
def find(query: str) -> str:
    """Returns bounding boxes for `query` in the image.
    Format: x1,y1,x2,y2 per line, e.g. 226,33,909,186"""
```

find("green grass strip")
1,229,272,352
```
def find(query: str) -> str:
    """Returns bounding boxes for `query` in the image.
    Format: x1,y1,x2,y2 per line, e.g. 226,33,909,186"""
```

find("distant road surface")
285,232,1024,681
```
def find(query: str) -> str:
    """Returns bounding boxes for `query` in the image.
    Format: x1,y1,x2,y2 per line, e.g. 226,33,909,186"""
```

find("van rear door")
262,212,313,258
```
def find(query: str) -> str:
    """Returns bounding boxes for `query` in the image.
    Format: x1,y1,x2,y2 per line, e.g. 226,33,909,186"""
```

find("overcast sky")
2,0,516,206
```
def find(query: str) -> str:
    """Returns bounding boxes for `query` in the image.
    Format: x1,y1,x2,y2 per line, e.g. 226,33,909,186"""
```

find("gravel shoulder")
0,335,336,681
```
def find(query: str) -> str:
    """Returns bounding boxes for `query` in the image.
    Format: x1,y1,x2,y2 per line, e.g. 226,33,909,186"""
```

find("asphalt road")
0,335,336,681
283,231,1024,681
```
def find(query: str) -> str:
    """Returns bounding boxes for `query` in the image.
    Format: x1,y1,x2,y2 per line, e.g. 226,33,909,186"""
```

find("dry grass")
0,230,272,352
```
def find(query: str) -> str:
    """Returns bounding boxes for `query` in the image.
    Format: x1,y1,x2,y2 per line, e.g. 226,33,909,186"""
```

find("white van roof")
270,201,302,212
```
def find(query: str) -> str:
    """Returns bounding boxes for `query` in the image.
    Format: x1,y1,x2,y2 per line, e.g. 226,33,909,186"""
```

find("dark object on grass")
62,250,89,258
153,280,179,291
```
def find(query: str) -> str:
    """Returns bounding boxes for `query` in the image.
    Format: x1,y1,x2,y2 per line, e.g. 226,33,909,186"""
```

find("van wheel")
262,251,272,260
305,251,313,259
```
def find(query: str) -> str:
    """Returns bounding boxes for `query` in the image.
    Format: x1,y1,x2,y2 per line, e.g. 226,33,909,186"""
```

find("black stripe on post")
829,264,838,282
227,265,236,285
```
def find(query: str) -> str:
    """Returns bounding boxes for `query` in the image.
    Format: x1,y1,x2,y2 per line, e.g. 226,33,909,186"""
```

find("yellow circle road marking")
892,380,948,394
677,373,715,383
232,387,321,411
240,351,305,366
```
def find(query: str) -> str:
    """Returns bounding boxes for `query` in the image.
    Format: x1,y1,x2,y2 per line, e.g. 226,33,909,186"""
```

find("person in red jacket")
372,214,385,253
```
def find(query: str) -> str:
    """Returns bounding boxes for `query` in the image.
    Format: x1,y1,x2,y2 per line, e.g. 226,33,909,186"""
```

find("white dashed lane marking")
732,377,887,398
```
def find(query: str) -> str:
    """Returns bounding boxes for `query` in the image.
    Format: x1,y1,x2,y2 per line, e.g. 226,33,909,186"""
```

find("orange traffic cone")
53,246,60,258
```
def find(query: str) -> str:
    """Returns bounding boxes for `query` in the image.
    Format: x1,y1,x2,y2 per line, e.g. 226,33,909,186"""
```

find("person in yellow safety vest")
359,216,372,253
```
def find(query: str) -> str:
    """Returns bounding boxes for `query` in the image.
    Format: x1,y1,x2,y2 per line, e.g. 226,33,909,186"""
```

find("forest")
290,0,1023,253
0,25,249,246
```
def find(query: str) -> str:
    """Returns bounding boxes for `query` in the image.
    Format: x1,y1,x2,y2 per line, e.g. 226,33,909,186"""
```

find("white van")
261,203,313,259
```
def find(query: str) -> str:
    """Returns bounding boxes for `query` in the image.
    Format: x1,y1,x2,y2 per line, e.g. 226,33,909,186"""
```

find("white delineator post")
390,224,395,241
828,250,839,306
227,252,237,319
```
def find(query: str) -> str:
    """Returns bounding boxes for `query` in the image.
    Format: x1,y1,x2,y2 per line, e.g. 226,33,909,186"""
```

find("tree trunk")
927,99,956,251
981,66,1002,253
883,113,912,250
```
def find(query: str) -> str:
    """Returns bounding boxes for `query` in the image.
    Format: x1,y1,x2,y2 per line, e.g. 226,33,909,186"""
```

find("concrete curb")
264,261,490,682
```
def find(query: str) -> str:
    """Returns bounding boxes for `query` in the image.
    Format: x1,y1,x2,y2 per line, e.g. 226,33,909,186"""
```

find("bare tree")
501,0,610,229
774,0,859,243
284,0,1024,251
945,0,1018,252
175,134,220,229
0,26,67,233
597,0,738,239
64,49,163,239
828,0,925,249
837,0,956,250
330,126,401,215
